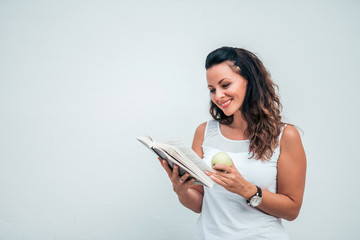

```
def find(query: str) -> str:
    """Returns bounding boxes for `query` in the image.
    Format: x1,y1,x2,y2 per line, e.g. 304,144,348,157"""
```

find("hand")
158,157,196,196
205,160,256,199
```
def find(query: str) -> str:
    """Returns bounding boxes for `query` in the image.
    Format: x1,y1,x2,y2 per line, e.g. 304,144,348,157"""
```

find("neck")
229,111,248,133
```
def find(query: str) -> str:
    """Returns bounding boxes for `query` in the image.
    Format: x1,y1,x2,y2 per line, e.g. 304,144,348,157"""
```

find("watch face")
250,196,262,207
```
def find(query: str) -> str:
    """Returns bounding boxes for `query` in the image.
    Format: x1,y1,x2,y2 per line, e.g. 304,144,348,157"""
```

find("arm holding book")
159,123,206,213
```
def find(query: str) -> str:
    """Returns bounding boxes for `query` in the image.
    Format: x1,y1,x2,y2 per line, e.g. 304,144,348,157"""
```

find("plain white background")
1,0,359,239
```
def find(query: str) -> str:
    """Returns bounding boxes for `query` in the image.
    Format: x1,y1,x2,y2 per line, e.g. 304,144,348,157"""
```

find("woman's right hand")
158,157,196,196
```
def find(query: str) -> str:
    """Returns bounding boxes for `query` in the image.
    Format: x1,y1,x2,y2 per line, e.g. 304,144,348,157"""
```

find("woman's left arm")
206,125,306,221
257,125,307,221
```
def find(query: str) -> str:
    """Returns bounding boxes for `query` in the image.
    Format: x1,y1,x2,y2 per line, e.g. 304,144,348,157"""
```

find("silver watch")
247,186,262,207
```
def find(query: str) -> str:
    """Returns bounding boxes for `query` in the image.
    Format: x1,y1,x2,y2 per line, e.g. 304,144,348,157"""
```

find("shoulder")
195,122,207,136
280,125,302,149
192,122,207,158
193,122,207,143
282,125,301,141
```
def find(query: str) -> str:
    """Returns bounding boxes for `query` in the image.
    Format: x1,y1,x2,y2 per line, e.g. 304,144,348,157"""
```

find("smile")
220,99,232,108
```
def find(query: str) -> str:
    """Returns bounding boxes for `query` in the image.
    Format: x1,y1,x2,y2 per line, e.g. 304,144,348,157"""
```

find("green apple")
211,152,232,171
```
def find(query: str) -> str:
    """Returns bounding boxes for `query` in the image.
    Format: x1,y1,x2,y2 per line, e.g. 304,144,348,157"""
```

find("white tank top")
194,120,289,240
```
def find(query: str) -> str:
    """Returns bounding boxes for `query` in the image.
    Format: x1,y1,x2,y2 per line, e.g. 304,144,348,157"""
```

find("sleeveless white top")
194,120,289,240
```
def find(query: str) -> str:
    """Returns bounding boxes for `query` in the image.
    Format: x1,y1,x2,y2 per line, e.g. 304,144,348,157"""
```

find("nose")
214,89,225,101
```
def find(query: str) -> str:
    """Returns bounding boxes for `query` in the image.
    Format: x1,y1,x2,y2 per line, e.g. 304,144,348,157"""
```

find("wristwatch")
247,185,262,207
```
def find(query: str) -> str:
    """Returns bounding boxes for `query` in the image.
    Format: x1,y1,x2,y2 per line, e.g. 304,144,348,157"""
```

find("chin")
221,109,235,117
216,105,236,117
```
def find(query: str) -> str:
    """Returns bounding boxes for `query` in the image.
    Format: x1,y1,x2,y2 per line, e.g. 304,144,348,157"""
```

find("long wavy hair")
206,47,285,160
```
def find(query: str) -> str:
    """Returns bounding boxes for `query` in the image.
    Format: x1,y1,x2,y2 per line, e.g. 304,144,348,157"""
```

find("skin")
159,61,306,220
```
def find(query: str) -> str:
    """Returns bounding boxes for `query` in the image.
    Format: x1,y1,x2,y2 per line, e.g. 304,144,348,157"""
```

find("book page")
156,143,203,175
136,135,154,149
165,140,215,173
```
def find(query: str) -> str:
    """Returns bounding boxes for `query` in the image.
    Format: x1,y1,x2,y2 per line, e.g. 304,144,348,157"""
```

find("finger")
185,177,196,186
158,157,167,169
158,157,164,165
213,163,232,173
180,172,190,183
160,160,173,177
213,171,231,182
205,170,216,176
209,174,227,186
212,167,233,178
172,164,180,180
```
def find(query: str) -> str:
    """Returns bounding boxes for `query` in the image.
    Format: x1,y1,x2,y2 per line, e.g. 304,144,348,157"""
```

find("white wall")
1,0,359,239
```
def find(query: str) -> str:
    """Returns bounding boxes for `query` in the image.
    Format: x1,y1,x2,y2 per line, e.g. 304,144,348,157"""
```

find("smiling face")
207,61,248,117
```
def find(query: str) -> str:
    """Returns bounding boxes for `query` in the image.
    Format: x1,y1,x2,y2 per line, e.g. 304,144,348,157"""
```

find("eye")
222,83,230,88
209,88,216,94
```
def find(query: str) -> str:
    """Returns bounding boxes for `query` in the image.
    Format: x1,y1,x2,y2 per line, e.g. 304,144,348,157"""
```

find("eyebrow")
208,78,226,88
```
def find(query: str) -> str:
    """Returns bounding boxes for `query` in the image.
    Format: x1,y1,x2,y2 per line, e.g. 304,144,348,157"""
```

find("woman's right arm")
159,122,206,213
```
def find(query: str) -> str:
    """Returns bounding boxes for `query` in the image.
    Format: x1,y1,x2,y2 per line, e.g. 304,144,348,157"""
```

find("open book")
137,135,214,188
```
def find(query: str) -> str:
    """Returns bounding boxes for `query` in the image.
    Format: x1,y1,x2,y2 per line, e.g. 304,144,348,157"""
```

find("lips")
220,99,232,108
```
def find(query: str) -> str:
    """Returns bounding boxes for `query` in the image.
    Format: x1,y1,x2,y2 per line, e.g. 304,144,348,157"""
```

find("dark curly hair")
206,47,285,160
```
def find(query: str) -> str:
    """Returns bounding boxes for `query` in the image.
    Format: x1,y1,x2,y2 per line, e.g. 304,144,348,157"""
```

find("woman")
159,47,306,239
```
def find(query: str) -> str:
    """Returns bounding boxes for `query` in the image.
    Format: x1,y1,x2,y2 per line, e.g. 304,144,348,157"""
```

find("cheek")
210,94,216,103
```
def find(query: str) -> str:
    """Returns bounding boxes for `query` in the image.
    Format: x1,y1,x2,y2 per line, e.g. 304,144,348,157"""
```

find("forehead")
206,62,239,84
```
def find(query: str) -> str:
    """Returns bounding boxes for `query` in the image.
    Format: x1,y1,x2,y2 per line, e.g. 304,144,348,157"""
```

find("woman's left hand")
205,160,256,199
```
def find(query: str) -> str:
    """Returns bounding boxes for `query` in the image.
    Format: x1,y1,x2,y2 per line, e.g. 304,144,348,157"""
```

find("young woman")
159,47,306,239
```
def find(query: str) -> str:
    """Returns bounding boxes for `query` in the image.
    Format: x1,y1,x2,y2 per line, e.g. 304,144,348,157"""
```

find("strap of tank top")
203,120,218,141
203,121,210,140
278,124,288,141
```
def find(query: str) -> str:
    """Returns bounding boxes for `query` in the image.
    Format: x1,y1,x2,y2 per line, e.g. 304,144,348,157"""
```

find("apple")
211,152,232,171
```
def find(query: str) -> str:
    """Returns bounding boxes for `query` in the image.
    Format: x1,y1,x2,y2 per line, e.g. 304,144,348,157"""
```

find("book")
137,134,214,188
